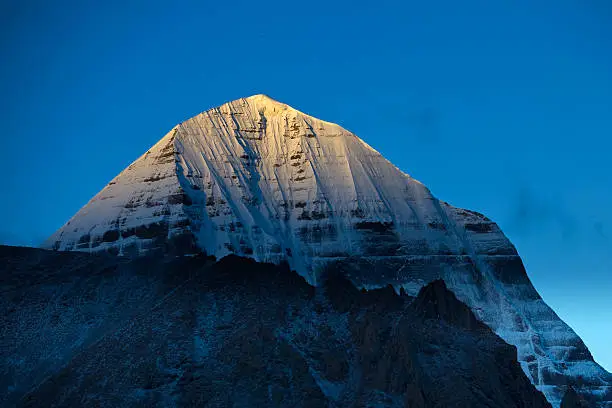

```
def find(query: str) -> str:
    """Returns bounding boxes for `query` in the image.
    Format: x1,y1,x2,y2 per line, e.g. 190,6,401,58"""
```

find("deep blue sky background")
1,0,611,370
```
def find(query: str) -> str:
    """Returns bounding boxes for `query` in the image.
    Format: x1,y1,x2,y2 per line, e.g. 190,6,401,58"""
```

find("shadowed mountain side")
1,246,552,407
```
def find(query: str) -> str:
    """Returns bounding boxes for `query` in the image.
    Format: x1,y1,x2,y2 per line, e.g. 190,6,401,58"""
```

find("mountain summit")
46,93,437,274
44,95,610,407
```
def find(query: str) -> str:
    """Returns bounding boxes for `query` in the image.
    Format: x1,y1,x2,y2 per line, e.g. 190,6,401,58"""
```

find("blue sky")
1,0,611,370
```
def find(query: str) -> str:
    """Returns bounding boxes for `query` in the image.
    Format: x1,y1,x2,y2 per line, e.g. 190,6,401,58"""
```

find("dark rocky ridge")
1,245,554,407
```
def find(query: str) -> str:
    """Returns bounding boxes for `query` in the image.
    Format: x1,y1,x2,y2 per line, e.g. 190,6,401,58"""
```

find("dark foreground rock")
561,387,591,408
2,245,553,407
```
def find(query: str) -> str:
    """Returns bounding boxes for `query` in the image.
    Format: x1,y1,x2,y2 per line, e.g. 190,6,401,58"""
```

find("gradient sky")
1,0,611,370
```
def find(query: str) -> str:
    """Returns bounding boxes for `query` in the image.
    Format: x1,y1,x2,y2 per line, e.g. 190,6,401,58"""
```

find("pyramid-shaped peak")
43,95,610,406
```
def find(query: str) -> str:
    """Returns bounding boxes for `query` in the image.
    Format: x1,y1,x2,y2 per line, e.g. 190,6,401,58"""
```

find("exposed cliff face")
1,246,551,408
43,95,611,406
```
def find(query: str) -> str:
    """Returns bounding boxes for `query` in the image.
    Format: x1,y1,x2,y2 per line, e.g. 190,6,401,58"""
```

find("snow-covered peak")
242,94,316,118
44,95,611,407
244,93,287,107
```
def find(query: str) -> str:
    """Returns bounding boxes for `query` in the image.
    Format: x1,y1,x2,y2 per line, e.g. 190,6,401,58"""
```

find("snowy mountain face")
44,94,611,407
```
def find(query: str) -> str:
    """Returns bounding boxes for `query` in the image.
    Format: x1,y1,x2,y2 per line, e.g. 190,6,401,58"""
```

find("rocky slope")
43,95,611,406
1,246,553,407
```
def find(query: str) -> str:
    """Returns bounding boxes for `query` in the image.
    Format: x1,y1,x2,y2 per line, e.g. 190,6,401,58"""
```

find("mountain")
43,95,611,406
1,245,552,407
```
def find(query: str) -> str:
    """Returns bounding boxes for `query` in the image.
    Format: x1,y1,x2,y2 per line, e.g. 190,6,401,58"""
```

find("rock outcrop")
561,386,592,408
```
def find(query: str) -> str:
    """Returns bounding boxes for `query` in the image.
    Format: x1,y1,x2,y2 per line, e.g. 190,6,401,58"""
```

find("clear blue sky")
1,0,611,370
